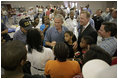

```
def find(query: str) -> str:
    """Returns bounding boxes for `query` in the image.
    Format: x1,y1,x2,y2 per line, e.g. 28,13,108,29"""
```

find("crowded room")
1,1,117,78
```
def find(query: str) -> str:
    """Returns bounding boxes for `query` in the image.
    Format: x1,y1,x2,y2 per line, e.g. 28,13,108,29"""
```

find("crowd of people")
1,3,117,78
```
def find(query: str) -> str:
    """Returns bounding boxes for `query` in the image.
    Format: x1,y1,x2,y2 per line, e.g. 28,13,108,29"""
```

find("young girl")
64,31,77,58
80,36,94,54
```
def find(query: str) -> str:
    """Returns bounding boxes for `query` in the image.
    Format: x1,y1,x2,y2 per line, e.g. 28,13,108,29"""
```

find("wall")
1,1,117,14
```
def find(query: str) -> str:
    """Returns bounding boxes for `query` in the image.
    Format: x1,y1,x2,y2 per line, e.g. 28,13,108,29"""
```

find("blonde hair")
80,11,90,18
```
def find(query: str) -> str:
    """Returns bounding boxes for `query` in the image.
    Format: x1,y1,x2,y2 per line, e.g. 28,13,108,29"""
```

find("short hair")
26,28,43,53
54,14,64,22
102,22,117,36
82,45,112,65
82,36,94,45
1,40,27,71
80,11,90,18
70,10,75,14
54,42,69,62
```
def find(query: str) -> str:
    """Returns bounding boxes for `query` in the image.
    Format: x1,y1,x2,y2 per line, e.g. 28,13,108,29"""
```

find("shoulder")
62,26,68,31
43,47,53,52
46,27,55,32
46,60,55,65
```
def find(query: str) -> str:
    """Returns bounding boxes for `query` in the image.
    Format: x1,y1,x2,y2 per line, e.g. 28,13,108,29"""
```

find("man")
92,9,104,31
97,22,117,56
74,11,98,52
13,18,32,44
66,10,78,38
1,23,11,42
44,14,68,48
110,9,117,25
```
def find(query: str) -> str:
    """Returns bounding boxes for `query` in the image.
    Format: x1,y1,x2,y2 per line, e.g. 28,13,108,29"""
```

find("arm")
45,41,56,47
1,29,8,35
42,24,49,33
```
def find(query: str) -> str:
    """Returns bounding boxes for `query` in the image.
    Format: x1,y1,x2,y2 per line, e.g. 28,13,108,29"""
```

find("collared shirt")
97,37,117,56
13,29,26,44
44,26,68,43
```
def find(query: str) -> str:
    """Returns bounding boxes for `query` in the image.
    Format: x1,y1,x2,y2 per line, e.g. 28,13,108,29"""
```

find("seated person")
1,23,11,42
82,45,112,66
44,42,81,78
1,40,45,78
97,22,117,56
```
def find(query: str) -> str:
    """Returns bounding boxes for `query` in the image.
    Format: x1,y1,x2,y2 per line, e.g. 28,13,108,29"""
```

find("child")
64,31,77,58
80,36,94,54
1,40,45,78
75,36,94,68
44,42,81,78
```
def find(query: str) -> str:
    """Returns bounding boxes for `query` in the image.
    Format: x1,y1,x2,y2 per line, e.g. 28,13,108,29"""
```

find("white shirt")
27,46,55,75
66,18,78,38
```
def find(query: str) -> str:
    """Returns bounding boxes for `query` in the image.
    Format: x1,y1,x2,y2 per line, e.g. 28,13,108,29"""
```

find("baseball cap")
19,19,32,31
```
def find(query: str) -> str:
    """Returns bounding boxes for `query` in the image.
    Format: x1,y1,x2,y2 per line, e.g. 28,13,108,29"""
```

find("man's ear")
62,20,64,24
20,59,26,66
107,31,111,36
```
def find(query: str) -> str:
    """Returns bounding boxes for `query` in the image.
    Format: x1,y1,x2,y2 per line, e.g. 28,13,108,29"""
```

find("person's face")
54,18,63,29
70,12,74,20
80,38,88,48
64,33,72,42
44,17,49,25
34,18,39,24
80,13,89,26
21,27,27,34
98,25,109,38
112,10,117,18
106,8,110,13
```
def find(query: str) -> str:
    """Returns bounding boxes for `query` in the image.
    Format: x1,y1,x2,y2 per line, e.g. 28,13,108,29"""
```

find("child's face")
80,38,88,48
64,33,72,42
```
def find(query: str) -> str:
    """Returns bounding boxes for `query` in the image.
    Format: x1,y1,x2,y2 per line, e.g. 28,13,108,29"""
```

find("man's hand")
73,41,78,51
51,41,56,47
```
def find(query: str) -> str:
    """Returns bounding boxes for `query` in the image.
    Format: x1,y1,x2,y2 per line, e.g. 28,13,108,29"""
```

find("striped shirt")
97,37,117,56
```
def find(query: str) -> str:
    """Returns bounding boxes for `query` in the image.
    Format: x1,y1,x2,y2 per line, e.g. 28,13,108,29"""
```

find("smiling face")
98,25,110,38
79,13,89,26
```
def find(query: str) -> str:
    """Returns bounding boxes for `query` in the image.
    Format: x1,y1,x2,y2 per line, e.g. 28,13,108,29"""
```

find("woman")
26,28,54,75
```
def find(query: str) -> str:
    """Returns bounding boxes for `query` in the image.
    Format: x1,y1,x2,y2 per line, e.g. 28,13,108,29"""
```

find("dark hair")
1,40,27,71
54,42,69,62
82,36,94,45
64,31,77,42
26,28,43,53
102,22,117,36
82,45,112,66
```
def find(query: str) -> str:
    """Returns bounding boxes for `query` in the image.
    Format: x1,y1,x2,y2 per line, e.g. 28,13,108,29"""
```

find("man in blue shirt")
13,18,32,44
97,22,117,56
44,14,68,48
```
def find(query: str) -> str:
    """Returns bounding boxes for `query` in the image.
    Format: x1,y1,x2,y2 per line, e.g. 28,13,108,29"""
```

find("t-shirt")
45,60,81,78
